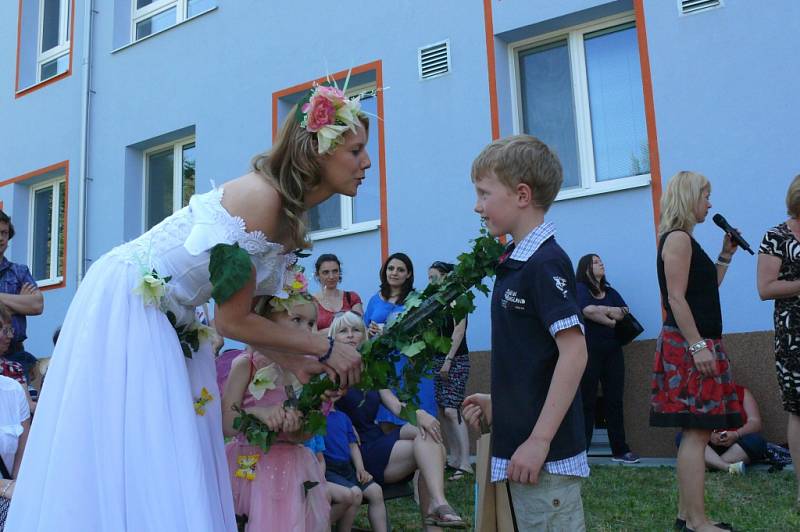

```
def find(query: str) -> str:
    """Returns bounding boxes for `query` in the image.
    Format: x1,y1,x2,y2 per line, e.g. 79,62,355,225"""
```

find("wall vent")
418,40,450,80
679,0,722,15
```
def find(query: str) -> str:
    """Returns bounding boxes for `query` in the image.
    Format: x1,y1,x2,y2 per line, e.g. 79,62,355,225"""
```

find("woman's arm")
581,305,616,327
351,302,364,316
440,318,467,380
221,356,287,437
214,269,361,387
716,233,739,286
12,417,30,478
757,254,800,300
662,232,715,377
737,389,763,436
378,389,404,417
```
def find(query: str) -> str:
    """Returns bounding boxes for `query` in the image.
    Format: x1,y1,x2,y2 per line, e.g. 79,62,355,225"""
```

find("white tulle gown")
6,188,292,532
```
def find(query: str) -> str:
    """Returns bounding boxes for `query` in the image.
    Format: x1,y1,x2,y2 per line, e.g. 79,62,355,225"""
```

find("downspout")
76,0,94,282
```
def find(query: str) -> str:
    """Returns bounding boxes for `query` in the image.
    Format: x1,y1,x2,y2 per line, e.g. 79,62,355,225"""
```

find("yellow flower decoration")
235,454,260,481
248,364,280,400
193,387,213,416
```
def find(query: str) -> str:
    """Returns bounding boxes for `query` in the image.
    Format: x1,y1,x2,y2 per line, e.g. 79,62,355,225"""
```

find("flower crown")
266,263,312,313
296,71,377,155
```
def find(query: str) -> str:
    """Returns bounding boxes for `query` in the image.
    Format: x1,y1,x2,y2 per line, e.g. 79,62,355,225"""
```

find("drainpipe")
76,0,95,282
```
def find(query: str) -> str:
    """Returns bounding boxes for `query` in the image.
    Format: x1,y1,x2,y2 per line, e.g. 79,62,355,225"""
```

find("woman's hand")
716,430,738,448
356,468,373,484
417,410,443,443
720,232,739,259
269,352,335,384
367,321,383,338
252,405,286,432
439,358,452,381
324,341,362,388
692,347,717,377
463,393,492,429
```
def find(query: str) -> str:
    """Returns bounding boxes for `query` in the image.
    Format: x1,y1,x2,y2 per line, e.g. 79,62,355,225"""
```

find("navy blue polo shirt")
490,234,586,463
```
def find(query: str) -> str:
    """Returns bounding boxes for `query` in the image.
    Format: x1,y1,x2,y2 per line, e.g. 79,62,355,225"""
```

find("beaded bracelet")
319,337,334,363
688,339,708,356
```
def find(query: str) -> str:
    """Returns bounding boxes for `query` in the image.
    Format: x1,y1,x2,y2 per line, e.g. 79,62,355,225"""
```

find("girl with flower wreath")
7,82,370,532
222,272,330,531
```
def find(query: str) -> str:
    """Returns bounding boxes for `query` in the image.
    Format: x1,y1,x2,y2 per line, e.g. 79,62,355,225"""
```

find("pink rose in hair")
318,85,345,101
306,96,336,132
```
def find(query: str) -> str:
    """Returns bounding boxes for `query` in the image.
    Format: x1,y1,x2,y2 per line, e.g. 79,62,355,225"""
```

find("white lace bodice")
109,187,292,325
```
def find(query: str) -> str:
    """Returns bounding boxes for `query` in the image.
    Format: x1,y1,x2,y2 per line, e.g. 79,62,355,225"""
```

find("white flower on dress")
133,272,170,307
248,364,280,400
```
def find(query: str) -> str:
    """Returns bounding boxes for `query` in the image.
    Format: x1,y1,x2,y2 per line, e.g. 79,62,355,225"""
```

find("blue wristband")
320,337,334,363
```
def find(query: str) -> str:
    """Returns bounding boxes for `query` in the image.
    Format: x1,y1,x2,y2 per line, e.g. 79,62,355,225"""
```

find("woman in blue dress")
363,253,436,427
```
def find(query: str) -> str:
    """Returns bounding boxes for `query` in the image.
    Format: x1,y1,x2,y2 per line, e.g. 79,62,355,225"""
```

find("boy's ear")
516,182,533,207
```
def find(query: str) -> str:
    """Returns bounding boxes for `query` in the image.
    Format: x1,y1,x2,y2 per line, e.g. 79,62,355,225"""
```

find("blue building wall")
1,0,798,358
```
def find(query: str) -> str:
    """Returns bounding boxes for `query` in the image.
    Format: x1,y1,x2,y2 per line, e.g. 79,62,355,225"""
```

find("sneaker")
611,451,640,464
728,461,745,475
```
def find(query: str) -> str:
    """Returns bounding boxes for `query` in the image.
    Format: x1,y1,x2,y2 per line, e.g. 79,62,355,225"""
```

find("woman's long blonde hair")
251,107,369,250
658,171,710,236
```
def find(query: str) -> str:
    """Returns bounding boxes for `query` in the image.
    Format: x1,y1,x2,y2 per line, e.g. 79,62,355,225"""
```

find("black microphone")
712,213,754,255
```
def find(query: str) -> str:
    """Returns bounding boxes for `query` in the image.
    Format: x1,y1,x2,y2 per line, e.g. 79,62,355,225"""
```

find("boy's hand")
508,436,550,485
357,468,373,484
462,393,492,429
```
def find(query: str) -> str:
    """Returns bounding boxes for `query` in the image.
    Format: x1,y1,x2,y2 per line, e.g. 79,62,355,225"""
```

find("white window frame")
28,177,66,287
131,0,213,42
309,82,381,242
509,13,651,202
36,0,71,83
142,136,195,231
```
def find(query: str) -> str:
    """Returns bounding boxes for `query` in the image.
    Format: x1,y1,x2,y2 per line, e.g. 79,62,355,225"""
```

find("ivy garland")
227,228,505,451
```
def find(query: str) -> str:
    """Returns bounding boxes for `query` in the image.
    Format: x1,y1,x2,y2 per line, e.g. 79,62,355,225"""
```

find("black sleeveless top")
657,230,722,338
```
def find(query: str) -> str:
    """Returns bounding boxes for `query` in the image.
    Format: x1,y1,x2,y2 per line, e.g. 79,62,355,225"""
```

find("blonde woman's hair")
786,174,800,218
251,107,369,250
328,311,367,348
658,171,710,236
471,135,563,212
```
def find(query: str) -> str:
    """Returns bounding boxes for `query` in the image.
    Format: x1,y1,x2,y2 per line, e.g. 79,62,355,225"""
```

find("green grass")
351,466,798,531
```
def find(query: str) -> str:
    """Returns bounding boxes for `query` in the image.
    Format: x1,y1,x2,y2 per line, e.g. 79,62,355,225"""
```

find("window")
511,15,650,200
306,86,381,240
132,0,215,41
143,138,195,230
29,178,66,286
37,0,71,82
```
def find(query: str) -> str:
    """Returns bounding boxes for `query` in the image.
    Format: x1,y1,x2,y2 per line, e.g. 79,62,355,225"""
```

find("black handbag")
614,312,644,346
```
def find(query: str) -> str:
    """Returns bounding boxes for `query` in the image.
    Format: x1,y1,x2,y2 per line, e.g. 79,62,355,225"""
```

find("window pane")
41,0,62,52
56,181,66,278
181,143,196,208
136,7,176,40
308,196,341,233
65,0,71,41
137,0,156,8
146,148,174,230
353,94,380,224
39,53,69,81
584,24,649,181
32,187,54,281
518,40,581,189
187,0,214,17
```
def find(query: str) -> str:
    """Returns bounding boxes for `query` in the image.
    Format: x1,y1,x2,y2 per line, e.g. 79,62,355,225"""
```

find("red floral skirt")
650,327,743,429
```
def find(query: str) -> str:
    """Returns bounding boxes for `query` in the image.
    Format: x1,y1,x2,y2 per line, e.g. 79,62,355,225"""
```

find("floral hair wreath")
296,70,381,155
255,261,312,315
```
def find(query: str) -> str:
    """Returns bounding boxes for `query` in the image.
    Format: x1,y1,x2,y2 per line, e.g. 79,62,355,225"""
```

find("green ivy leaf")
209,243,252,305
399,403,418,425
401,341,426,358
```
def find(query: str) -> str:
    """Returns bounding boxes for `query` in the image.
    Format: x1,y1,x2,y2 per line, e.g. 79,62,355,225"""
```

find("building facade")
1,0,798,454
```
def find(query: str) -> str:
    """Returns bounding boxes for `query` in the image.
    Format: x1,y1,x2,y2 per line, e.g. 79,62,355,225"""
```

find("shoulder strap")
344,291,352,307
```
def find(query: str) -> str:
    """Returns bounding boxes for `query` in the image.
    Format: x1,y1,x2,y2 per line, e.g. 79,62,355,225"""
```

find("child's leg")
508,472,585,531
362,483,387,532
334,486,361,532
441,407,472,473
327,482,356,525
719,444,749,465
704,445,730,471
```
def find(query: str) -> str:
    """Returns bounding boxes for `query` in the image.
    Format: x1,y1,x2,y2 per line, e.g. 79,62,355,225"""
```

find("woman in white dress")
6,86,369,531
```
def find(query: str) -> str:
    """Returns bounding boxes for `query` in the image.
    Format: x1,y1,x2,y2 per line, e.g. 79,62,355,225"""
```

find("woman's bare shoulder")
221,172,283,240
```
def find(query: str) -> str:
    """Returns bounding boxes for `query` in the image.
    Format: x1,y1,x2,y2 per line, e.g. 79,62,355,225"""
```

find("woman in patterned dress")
757,173,800,509
650,171,742,532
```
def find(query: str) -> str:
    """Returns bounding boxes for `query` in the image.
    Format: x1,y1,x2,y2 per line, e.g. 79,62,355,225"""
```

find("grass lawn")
352,466,798,531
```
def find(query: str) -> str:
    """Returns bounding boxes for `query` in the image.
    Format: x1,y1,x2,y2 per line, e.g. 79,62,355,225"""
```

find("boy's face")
473,171,519,237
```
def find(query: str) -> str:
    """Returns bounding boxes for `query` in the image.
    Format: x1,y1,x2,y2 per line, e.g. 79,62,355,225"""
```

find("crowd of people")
0,81,795,532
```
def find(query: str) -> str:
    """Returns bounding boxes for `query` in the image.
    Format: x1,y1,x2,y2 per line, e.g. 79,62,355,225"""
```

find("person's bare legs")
679,429,727,531
788,414,800,504
718,444,749,465
362,483,387,532
328,482,358,528
704,445,730,472
441,407,472,473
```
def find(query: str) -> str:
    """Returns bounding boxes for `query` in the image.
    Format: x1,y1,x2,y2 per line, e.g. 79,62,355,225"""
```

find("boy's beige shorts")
507,472,585,531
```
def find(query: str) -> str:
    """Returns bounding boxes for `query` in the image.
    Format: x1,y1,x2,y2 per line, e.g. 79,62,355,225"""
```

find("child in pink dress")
222,269,330,531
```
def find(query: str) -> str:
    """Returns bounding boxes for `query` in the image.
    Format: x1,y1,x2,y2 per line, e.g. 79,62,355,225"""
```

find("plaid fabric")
549,314,584,337
0,258,37,344
508,222,555,261
491,451,589,482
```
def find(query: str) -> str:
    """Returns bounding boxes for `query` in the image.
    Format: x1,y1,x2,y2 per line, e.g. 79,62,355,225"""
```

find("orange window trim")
634,0,663,244
271,60,389,262
0,161,70,291
15,0,77,98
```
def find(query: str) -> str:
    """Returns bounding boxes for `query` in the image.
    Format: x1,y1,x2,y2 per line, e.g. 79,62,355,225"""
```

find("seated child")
221,269,330,531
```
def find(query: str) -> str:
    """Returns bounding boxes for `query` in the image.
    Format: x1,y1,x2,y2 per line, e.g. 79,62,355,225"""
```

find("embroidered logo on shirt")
553,276,568,299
